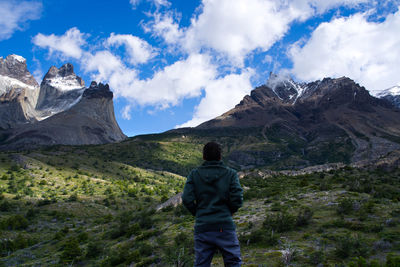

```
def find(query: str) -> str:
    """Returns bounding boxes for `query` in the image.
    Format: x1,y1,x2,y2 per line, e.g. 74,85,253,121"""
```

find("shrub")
174,204,191,217
334,234,369,258
77,232,88,242
239,228,278,246
0,233,36,256
296,207,313,227
25,208,38,219
263,212,296,233
86,241,103,258
68,193,78,202
60,237,82,263
1,214,28,230
337,198,354,215
348,256,368,267
386,253,400,267
0,200,12,212
308,249,325,265
164,246,193,267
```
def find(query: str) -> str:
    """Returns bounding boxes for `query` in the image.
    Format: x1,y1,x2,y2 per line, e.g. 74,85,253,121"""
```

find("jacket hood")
197,161,229,184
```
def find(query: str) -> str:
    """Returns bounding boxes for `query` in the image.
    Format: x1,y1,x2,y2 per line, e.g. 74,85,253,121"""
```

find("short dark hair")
203,142,222,161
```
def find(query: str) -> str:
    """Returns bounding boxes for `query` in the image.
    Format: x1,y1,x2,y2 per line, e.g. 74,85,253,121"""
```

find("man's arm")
182,171,197,216
228,171,243,215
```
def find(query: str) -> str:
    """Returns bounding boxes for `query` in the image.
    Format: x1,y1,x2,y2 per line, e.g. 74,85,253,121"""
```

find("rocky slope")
0,54,126,149
1,82,126,149
0,55,39,129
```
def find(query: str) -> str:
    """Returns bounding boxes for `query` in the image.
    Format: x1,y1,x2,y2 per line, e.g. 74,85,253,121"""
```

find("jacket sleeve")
228,171,243,214
182,171,197,216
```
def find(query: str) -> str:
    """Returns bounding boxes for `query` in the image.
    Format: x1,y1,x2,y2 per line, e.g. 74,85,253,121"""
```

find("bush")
348,256,368,267
77,232,88,242
263,212,296,233
68,193,78,202
60,237,82,263
296,207,313,227
239,228,278,246
0,233,36,256
386,253,400,267
334,234,369,258
308,249,325,265
1,214,28,230
337,198,354,215
174,204,191,217
86,241,103,258
0,200,12,212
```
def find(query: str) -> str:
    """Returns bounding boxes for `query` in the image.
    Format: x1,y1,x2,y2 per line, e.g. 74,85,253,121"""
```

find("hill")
0,142,399,266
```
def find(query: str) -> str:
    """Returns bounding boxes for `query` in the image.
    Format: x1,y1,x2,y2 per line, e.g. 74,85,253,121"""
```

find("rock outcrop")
0,54,126,149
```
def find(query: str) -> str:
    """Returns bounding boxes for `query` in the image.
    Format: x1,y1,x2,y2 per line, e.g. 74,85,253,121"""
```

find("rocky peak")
83,82,113,99
265,73,307,104
41,63,85,90
0,54,38,87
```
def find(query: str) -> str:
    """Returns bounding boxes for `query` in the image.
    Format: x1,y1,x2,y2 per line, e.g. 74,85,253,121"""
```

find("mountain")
377,86,400,109
0,54,126,149
35,63,85,120
0,55,40,129
167,74,400,169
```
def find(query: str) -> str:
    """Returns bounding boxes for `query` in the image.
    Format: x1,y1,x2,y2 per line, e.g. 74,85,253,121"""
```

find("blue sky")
1,0,399,137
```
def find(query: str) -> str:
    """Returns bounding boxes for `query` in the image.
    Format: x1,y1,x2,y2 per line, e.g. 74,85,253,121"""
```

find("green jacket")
182,161,243,233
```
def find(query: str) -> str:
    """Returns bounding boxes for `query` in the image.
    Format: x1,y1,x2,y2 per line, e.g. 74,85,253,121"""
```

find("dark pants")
194,230,242,267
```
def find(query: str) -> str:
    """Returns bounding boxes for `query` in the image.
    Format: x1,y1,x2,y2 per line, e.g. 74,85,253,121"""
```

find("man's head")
203,142,222,161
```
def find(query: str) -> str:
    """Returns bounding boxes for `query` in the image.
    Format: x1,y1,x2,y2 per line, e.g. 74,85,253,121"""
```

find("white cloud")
144,11,183,45
32,27,87,59
289,9,400,94
146,0,371,66
122,105,133,120
129,0,141,9
106,33,156,65
0,0,42,41
178,69,254,128
111,53,217,108
130,0,170,9
183,0,292,65
84,52,217,110
83,50,130,82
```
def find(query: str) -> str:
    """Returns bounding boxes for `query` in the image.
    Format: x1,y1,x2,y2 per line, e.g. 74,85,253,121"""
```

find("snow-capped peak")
42,64,85,91
9,54,26,63
266,72,307,104
377,85,400,97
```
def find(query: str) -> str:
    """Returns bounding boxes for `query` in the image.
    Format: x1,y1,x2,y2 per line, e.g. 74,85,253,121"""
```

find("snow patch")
45,76,84,91
0,75,37,95
36,91,84,121
10,54,26,63
376,86,400,97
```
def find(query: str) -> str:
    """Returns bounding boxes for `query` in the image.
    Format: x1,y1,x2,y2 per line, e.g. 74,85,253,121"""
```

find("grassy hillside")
0,141,399,266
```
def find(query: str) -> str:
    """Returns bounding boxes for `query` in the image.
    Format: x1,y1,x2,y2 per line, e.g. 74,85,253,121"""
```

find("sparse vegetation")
0,141,399,266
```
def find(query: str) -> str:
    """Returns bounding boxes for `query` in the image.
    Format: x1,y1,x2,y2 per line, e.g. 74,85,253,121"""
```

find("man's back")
182,160,243,233
182,142,243,267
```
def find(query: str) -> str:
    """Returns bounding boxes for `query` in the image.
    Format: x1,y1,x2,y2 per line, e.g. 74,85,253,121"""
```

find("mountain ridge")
165,74,400,169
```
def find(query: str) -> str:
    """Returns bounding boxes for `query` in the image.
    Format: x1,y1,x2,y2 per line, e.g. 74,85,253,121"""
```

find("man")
182,142,243,267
